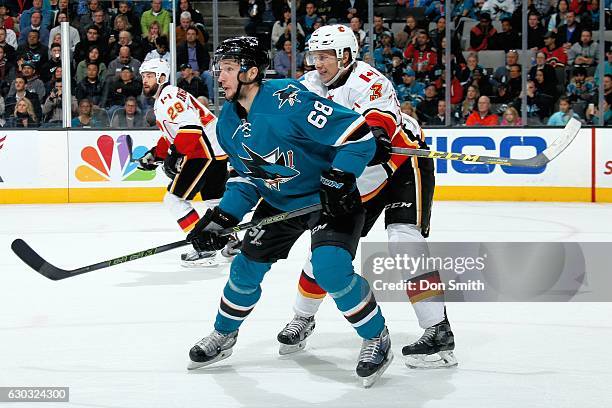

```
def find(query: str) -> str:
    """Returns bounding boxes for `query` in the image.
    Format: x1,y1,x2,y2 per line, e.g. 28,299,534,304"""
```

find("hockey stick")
11,203,322,281
391,118,581,168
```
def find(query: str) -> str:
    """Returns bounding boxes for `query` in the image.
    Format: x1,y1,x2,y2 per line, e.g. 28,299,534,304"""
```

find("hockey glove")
320,169,362,218
137,147,160,171
163,145,184,179
368,126,392,166
186,207,239,253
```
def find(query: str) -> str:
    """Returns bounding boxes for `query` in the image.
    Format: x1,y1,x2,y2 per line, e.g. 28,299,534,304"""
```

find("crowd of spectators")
242,0,611,126
0,0,211,128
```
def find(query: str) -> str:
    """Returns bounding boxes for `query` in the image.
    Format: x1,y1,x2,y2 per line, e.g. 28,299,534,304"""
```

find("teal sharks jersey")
216,79,375,218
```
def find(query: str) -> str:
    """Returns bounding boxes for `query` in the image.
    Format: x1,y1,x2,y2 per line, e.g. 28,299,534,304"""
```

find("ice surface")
1,201,611,408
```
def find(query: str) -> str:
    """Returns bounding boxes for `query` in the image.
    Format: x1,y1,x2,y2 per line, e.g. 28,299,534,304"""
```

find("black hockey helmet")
213,36,270,82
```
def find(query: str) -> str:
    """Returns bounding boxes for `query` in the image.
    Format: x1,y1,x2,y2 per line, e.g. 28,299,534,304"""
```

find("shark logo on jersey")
273,84,301,108
232,120,252,139
239,144,300,190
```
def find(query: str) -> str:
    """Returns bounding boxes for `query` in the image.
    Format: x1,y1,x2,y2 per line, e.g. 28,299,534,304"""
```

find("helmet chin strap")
229,70,259,102
323,59,354,87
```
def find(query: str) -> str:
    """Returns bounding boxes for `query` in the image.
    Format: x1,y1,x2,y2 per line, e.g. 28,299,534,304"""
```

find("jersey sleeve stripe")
227,175,256,187
363,109,400,138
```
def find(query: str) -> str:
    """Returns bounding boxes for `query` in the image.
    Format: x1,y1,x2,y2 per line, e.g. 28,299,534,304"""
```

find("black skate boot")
277,315,315,355
187,330,238,370
402,316,457,369
356,326,393,388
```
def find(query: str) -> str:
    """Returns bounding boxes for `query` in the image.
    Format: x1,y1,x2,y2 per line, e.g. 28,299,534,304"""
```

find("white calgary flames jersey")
301,61,419,200
154,84,226,160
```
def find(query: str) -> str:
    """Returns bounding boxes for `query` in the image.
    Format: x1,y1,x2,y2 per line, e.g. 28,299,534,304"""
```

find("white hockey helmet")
306,24,359,85
139,58,171,84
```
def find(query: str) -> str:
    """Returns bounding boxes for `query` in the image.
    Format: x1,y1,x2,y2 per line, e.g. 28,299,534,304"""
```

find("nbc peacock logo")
75,134,156,182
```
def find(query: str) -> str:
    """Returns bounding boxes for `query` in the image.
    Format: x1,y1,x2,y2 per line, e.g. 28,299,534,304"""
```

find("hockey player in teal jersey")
185,36,393,387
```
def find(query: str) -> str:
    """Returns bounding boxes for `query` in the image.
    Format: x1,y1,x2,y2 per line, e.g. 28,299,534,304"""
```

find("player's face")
217,60,241,100
142,72,159,96
310,50,339,84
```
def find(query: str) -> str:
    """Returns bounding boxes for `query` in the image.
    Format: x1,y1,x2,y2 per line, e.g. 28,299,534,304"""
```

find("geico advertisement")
0,130,68,188
597,129,612,188
68,130,167,188
424,128,591,187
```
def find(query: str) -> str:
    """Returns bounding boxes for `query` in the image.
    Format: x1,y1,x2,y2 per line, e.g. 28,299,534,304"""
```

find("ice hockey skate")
180,249,219,267
277,315,315,355
187,330,238,370
219,237,242,263
402,317,457,369
356,326,393,388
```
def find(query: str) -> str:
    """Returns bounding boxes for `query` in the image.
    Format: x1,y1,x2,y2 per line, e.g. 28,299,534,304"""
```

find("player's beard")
143,82,159,97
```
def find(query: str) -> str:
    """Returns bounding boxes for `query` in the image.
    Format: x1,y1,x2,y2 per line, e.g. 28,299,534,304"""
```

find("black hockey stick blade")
391,118,582,168
11,203,322,280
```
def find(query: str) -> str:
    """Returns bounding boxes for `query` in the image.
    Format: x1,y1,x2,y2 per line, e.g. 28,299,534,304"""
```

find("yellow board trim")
595,188,612,202
0,188,69,204
434,186,591,202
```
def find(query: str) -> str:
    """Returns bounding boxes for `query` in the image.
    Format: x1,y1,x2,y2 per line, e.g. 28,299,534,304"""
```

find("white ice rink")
1,201,611,408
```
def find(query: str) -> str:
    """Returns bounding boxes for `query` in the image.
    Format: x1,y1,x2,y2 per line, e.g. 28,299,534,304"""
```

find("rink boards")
0,127,610,204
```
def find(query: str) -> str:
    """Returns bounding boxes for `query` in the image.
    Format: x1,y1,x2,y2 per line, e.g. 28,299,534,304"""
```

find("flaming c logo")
76,135,156,182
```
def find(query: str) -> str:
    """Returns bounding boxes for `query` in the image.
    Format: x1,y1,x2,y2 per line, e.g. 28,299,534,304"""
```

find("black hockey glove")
319,169,362,218
368,126,392,166
137,147,161,171
163,145,184,179
186,207,239,253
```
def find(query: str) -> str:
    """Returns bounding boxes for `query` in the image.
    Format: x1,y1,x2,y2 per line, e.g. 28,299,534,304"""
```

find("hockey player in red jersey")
276,25,457,369
137,59,236,267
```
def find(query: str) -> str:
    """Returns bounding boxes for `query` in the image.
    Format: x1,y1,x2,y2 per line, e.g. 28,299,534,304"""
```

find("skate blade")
187,348,233,370
360,350,394,389
278,340,307,356
404,350,458,369
181,257,220,268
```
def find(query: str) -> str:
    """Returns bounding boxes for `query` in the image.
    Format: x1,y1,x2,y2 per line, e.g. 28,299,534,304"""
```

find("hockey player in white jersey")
136,59,237,267
276,25,457,369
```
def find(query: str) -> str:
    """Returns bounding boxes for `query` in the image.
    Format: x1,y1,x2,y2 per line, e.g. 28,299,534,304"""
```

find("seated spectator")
79,0,102,35
177,26,210,74
16,30,48,68
19,11,50,47
491,50,519,88
142,21,161,55
481,0,515,20
275,21,305,51
75,45,107,82
454,85,480,125
527,12,547,50
489,17,521,51
585,93,612,125
5,75,42,121
0,3,15,32
581,0,600,31
74,25,103,64
374,32,401,75
0,46,15,87
526,80,553,124
469,13,497,51
568,29,598,67
466,96,499,125
176,11,206,45
451,0,478,23
75,63,104,107
528,51,558,87
300,2,319,35
429,16,445,50
397,14,418,50
177,0,205,26
40,42,62,83
141,0,172,38
417,84,440,123
305,17,323,44
491,63,522,104
337,0,367,22
548,0,569,32
144,35,170,62
243,0,265,37
41,80,63,125
530,0,553,18
400,100,420,122
403,30,437,81
107,46,142,80
367,13,391,50
48,12,80,52
177,63,207,98
349,16,366,49
112,1,142,38
469,67,494,96
0,27,16,62
89,8,110,44
429,99,447,126
109,30,144,62
534,67,559,97
273,40,304,78
316,0,342,24
547,96,581,125
19,0,52,34
458,52,483,86
540,31,568,67
7,98,38,128
110,96,145,128
500,106,522,125
425,0,445,22
72,98,101,127
104,66,142,113
566,66,595,103
10,61,45,104
109,15,132,50
556,10,582,46
389,51,407,85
